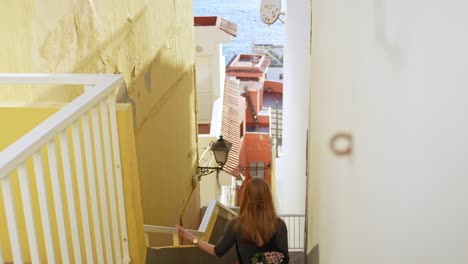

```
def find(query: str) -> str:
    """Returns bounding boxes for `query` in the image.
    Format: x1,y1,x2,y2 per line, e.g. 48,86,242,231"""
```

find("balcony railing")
0,74,130,263
279,214,306,251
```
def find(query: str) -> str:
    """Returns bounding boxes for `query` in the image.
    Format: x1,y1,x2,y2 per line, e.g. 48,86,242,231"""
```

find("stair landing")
289,251,306,264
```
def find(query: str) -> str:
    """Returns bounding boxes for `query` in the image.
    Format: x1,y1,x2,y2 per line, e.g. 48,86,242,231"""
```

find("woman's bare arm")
176,224,216,256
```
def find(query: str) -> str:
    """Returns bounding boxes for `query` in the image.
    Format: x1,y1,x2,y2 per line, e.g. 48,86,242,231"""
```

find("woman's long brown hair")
235,176,278,247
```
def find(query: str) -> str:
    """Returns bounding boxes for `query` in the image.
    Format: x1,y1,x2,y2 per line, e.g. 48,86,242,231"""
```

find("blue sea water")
193,0,285,64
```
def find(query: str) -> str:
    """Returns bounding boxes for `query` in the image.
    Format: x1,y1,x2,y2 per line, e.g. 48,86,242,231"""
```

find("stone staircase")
289,251,306,264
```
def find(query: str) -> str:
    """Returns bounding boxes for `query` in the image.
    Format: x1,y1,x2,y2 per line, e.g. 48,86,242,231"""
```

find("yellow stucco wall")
0,0,200,248
0,104,146,263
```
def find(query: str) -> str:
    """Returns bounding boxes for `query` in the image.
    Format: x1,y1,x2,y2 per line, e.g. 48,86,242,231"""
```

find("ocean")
193,0,285,64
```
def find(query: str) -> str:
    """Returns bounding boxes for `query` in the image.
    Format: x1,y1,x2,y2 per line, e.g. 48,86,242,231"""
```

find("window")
249,162,265,177
279,73,284,80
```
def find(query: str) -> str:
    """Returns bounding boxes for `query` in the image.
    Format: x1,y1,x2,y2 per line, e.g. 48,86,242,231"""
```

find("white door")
310,1,468,263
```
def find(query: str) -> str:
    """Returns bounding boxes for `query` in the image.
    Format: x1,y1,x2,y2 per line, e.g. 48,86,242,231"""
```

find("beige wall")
307,0,319,256
0,0,200,248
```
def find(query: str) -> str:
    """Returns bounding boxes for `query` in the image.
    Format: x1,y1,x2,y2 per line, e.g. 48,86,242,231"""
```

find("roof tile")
194,16,237,37
221,77,242,177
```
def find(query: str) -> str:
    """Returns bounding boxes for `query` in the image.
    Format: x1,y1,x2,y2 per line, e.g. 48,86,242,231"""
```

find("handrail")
0,74,124,179
216,200,238,216
197,200,217,233
144,200,238,247
0,73,117,85
143,225,204,237
0,74,130,263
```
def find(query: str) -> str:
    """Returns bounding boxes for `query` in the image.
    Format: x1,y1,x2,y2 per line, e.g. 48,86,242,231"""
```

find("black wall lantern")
198,136,232,178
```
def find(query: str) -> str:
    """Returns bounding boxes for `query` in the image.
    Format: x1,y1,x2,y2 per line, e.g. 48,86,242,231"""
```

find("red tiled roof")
221,77,241,177
194,16,237,37
259,56,271,72
226,54,271,73
194,16,218,26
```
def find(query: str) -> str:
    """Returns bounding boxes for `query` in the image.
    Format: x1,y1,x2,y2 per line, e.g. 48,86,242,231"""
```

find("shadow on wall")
30,4,146,103
37,1,200,249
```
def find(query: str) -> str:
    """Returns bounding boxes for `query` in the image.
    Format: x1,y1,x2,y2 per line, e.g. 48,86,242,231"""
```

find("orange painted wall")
244,133,272,185
257,115,270,126
264,80,283,94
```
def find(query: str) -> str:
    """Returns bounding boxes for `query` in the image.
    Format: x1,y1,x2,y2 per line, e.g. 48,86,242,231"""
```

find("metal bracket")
197,166,220,178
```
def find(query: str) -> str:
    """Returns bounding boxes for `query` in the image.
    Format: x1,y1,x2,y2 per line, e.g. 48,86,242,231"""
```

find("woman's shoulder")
276,218,287,232
277,217,286,226
226,217,240,230
228,217,240,225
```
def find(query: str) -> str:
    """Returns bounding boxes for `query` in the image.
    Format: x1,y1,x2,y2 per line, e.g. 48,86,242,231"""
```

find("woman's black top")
214,217,289,264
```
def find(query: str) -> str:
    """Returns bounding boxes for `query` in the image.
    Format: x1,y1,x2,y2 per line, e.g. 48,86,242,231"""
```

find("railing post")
18,164,41,264
108,95,131,263
82,113,105,263
47,141,71,263
59,132,83,263
1,177,24,264
173,234,181,246
100,100,123,263
71,122,94,263
91,106,114,264
33,152,57,264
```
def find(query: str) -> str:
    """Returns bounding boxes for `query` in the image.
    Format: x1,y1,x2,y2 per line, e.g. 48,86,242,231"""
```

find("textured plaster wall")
0,0,200,248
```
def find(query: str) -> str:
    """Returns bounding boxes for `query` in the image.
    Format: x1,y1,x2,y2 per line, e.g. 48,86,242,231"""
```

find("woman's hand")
176,224,216,256
176,224,196,242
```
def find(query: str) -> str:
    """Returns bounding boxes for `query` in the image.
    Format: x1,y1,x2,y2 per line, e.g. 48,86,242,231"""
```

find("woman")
176,176,289,263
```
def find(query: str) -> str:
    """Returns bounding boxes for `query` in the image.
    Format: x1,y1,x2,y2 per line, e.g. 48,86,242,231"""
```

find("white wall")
308,0,468,263
194,27,231,124
198,88,230,207
195,26,234,206
198,136,234,207
266,67,283,82
275,0,311,214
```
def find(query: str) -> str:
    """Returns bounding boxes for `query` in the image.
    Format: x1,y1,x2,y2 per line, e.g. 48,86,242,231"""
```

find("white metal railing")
279,214,305,251
271,102,283,157
144,200,238,247
144,206,305,252
0,74,130,263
